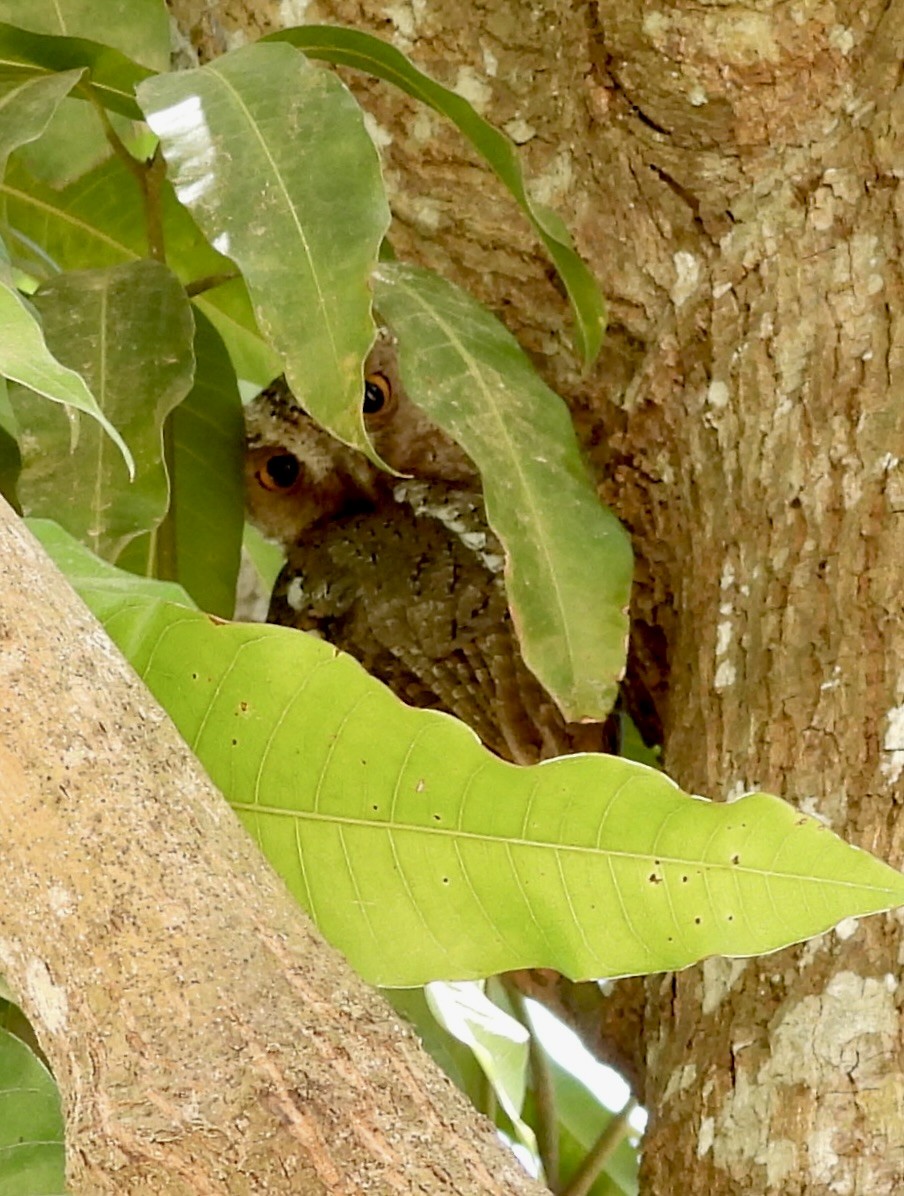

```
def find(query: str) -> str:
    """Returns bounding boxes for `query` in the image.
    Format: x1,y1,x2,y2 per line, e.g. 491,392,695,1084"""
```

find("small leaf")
0,0,171,73
0,69,84,173
0,267,132,474
118,309,245,618
426,981,534,1148
265,26,607,364
12,260,194,559
374,261,632,722
0,1027,65,1196
0,21,151,119
138,41,391,456
33,534,904,989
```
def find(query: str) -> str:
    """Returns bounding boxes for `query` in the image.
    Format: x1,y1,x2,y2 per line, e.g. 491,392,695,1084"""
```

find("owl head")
245,328,477,548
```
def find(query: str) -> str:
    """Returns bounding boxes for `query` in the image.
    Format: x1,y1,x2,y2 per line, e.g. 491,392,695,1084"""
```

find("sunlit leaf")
374,262,631,722
266,25,606,364
12,260,193,558
426,980,535,1151
138,41,391,457
32,528,904,988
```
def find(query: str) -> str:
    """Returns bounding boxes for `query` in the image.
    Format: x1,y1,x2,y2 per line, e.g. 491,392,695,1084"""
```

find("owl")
245,331,610,764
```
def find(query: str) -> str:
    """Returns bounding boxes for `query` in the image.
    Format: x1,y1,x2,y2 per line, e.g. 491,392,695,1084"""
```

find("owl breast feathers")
244,334,609,763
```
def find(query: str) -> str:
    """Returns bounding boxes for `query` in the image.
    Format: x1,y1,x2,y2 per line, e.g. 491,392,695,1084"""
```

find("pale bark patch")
707,972,901,1186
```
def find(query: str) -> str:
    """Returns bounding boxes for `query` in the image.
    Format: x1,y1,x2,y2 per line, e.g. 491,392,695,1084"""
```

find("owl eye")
259,452,301,491
363,371,392,414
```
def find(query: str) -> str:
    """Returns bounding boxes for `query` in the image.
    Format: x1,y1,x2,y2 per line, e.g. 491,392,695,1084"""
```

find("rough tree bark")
0,501,545,1194
168,0,904,1191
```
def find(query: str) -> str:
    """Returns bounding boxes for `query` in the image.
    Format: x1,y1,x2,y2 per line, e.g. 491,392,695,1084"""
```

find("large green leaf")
32,525,904,988
12,261,194,559
374,262,632,723
0,22,151,119
0,262,132,475
0,1028,65,1196
117,309,245,618
0,69,83,173
266,25,606,365
0,0,170,72
0,156,279,384
138,41,391,456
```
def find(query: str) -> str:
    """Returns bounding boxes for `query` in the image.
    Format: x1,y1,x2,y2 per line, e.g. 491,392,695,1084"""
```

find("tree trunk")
0,501,543,1194
171,1,904,1189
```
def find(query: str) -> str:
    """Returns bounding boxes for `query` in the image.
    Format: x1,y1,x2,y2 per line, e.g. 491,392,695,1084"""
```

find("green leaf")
17,98,123,187
374,262,632,723
0,69,83,174
12,260,194,559
265,25,606,365
137,41,391,455
0,269,132,474
33,536,904,988
118,309,245,618
0,0,170,73
0,22,151,119
0,156,279,384
0,1027,65,1196
30,517,195,607
426,981,535,1151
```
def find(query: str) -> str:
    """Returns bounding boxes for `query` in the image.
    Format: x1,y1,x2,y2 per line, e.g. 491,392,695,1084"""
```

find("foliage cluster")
1,3,902,1192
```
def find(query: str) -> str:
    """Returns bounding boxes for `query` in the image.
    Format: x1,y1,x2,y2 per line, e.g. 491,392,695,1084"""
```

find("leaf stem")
185,272,240,297
560,1096,637,1196
154,414,179,582
84,88,167,262
503,979,559,1191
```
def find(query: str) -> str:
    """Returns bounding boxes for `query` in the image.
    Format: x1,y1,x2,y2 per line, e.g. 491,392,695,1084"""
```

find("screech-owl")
245,331,610,764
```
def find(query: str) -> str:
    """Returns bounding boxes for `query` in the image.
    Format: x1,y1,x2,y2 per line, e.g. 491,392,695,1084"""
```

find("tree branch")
0,500,546,1195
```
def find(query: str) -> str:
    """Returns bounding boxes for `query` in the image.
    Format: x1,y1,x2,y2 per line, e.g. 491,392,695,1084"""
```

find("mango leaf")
0,69,83,174
0,22,151,119
266,25,606,365
0,1028,65,1196
31,525,904,988
0,156,279,384
18,98,135,188
12,260,193,559
0,267,132,475
138,41,391,456
374,261,631,723
117,309,245,618
0,0,170,73
426,981,535,1152
31,517,195,607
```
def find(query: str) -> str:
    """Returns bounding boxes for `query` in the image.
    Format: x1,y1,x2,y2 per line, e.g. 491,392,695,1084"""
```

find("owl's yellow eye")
258,452,301,492
363,371,392,415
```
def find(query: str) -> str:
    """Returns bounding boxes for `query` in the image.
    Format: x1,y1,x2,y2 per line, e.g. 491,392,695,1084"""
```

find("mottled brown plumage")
244,332,609,763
